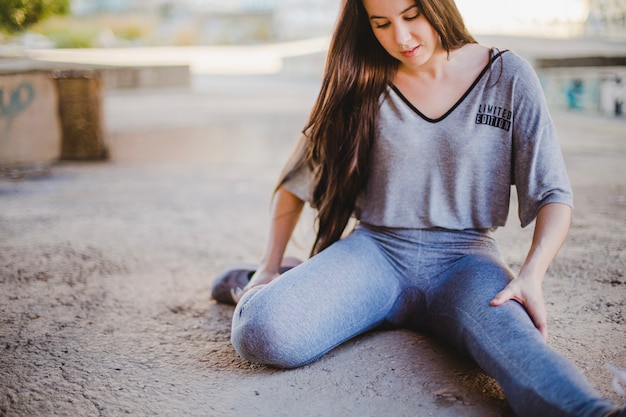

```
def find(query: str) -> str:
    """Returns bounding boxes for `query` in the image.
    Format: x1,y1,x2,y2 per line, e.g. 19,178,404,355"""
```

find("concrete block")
0,71,62,166
52,70,108,160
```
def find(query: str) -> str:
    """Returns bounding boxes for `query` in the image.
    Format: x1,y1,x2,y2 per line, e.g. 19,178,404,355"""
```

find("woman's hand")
230,268,280,304
490,203,572,342
246,268,280,290
490,274,548,341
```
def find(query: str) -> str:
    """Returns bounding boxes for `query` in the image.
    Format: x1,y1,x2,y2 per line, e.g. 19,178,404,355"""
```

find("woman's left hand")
490,275,548,341
490,203,573,342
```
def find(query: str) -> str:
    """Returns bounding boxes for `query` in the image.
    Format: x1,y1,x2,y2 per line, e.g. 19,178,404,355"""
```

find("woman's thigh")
426,253,521,351
231,228,403,368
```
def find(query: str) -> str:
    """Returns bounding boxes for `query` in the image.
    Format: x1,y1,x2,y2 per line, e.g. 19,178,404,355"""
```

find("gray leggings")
231,224,615,417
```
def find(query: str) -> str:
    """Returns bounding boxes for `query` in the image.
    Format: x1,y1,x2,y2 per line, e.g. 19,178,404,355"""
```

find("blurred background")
0,0,624,48
0,6,625,416
0,0,624,169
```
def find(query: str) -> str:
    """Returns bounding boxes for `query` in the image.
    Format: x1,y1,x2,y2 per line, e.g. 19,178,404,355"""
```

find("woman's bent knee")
231,292,315,369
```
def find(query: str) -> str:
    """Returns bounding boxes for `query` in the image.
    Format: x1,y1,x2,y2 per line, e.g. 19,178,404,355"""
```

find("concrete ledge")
281,51,326,78
0,59,190,90
99,65,190,89
536,55,626,68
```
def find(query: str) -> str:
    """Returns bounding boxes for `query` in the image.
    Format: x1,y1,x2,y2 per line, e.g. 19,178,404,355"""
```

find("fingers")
525,293,549,341
245,270,279,291
490,280,549,342
231,270,280,304
490,286,514,306
231,287,244,304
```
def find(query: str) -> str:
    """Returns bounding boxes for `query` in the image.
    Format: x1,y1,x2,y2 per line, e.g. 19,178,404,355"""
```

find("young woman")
225,0,626,415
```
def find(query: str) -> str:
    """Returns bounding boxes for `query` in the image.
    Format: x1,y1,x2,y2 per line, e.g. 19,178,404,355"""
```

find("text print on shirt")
475,103,512,131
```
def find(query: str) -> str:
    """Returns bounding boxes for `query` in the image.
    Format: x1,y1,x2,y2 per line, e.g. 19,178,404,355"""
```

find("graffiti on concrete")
0,82,36,138
566,79,584,109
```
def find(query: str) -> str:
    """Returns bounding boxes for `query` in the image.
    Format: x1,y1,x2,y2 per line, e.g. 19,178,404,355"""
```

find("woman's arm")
231,186,305,303
490,202,572,340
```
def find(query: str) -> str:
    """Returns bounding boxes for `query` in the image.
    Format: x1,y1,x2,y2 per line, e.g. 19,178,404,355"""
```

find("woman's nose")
395,24,411,48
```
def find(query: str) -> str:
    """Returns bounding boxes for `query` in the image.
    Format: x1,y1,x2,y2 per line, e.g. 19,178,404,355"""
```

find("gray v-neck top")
282,50,573,230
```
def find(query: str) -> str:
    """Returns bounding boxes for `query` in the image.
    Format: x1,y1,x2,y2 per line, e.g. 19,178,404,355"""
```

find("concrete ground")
1,37,626,416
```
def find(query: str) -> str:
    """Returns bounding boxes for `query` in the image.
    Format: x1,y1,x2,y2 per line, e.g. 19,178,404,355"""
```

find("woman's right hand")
230,267,280,304
246,268,280,291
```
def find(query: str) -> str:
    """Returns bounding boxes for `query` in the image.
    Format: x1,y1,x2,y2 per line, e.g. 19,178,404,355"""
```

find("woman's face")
362,0,442,71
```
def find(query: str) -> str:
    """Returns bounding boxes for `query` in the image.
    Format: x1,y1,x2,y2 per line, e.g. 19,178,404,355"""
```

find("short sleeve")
279,134,315,203
511,57,574,227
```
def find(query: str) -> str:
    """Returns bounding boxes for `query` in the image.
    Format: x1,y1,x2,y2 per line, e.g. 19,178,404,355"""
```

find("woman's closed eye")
404,12,421,21
373,12,421,29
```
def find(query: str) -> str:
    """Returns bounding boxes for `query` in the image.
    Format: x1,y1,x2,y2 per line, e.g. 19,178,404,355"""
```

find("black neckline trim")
389,49,507,123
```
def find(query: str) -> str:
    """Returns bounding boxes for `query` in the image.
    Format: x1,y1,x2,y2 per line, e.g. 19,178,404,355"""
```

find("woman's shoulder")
482,47,543,91
492,48,536,76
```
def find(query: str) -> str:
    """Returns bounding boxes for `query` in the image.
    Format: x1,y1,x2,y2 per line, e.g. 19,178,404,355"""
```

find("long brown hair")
281,0,476,256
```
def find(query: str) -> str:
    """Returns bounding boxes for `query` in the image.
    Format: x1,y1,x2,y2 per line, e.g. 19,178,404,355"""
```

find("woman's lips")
401,46,419,58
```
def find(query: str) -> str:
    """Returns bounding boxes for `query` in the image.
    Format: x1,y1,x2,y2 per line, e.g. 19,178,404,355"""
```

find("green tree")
0,0,70,34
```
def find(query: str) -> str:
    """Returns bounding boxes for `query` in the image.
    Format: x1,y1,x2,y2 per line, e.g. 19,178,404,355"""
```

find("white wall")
272,0,341,40
456,0,589,37
273,0,593,40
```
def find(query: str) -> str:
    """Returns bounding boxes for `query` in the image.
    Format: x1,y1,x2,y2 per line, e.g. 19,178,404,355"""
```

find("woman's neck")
397,43,484,83
398,45,450,81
